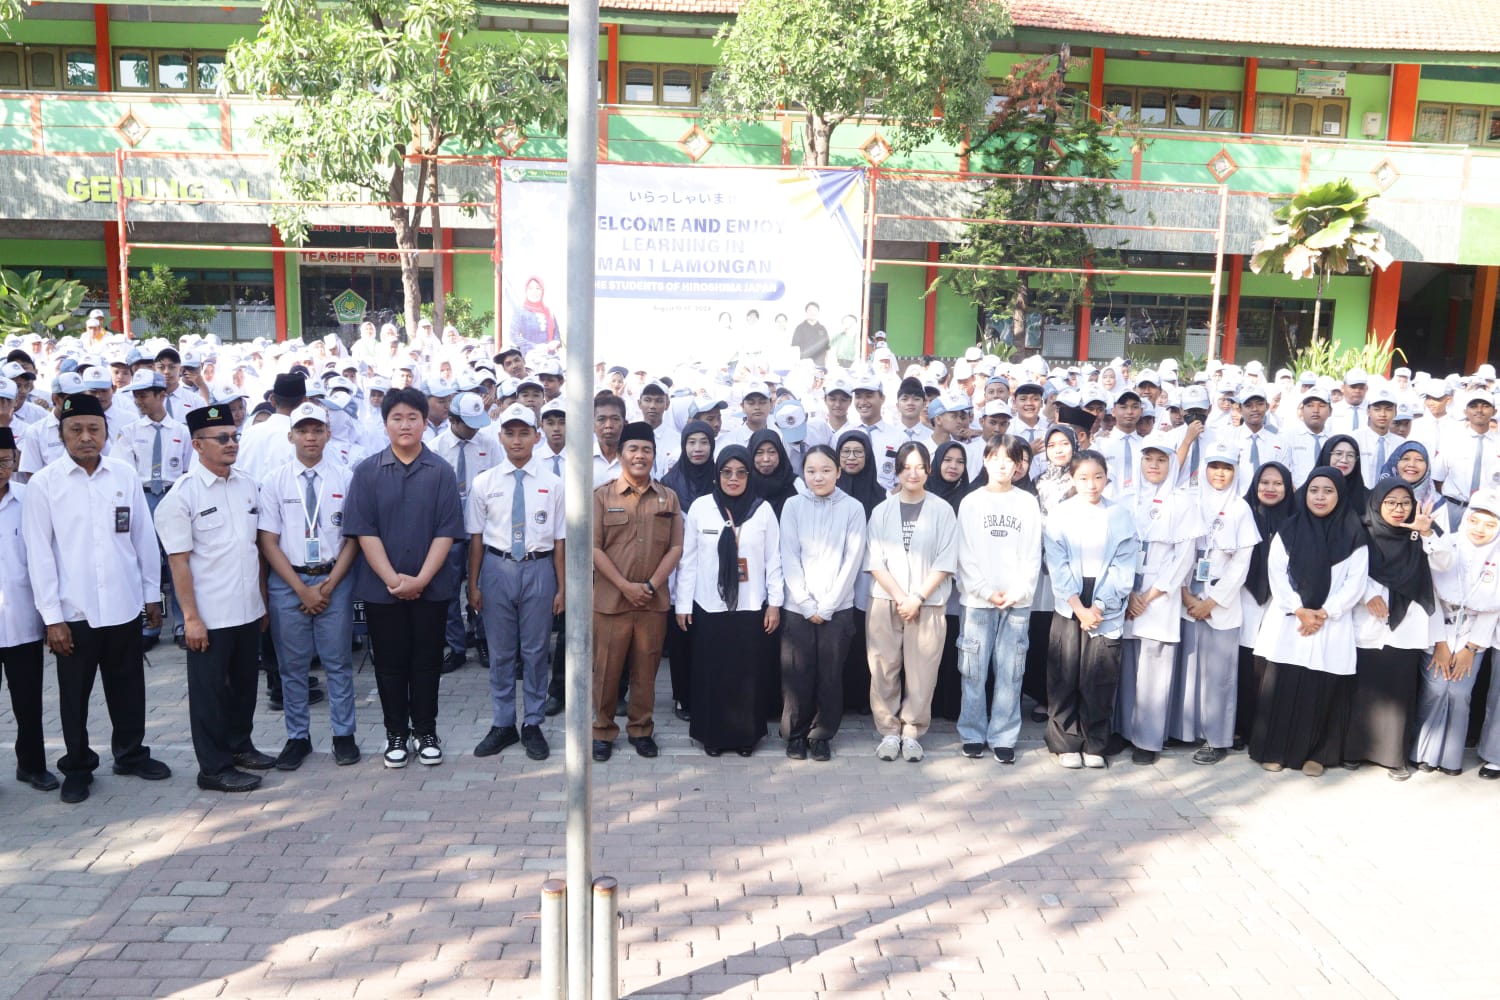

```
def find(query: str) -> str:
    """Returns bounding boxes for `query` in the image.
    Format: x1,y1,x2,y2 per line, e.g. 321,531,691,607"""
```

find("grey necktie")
1189,439,1200,482
303,469,320,539
551,453,562,477
1473,434,1485,494
1122,436,1133,484
1248,432,1260,471
511,469,527,559
1376,436,1387,474
1352,408,1360,430
456,439,468,493
149,423,163,494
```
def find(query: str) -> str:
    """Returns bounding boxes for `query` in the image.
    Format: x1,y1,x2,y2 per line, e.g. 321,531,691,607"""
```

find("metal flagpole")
564,0,599,996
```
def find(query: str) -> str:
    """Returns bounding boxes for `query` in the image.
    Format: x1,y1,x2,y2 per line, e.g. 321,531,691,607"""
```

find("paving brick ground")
2,641,1498,999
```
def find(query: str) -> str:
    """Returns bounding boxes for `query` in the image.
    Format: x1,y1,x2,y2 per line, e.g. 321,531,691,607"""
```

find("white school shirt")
235,412,293,483
1283,424,1333,488
430,426,500,499
1228,425,1286,484
257,457,353,568
155,463,265,630
0,484,45,646
165,385,204,418
859,420,908,492
21,454,160,628
1351,427,1403,487
676,494,783,615
117,414,192,492
592,440,621,490
465,456,566,553
1432,425,1500,504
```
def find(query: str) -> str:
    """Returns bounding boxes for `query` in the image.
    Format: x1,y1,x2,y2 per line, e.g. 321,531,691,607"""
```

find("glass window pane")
1105,87,1134,121
1488,110,1500,144
1289,101,1315,135
29,50,56,89
117,52,151,89
623,66,654,103
698,68,713,97
1207,93,1238,130
157,52,190,91
65,50,96,89
1138,89,1167,126
1451,106,1483,144
195,53,223,92
1171,91,1203,129
660,68,693,105
1414,103,1449,142
1254,96,1285,133
0,50,20,88
1320,102,1344,136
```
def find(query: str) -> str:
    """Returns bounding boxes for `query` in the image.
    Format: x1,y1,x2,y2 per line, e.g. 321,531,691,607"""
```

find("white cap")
1366,385,1397,407
497,377,520,398
535,358,564,377
853,373,883,393
80,366,113,390
367,375,391,393
824,374,854,397
1204,439,1241,465
0,377,15,400
1394,402,1417,422
772,401,807,443
963,346,983,363
426,377,457,398
53,372,85,395
1181,385,1211,410
952,359,972,381
1134,368,1159,386
451,392,492,429
121,369,166,393
498,402,537,427
1461,387,1495,409
1300,387,1332,406
981,399,1011,418
1344,368,1370,386
0,361,26,380
1477,363,1498,381
871,346,895,362
1237,385,1268,403
936,389,972,414
1470,487,1500,518
739,381,771,400
692,394,728,416
289,401,328,426
1394,367,1412,379
516,374,546,393
540,399,566,420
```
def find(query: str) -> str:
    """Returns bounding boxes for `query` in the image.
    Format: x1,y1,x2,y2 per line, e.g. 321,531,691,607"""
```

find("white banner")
500,163,867,371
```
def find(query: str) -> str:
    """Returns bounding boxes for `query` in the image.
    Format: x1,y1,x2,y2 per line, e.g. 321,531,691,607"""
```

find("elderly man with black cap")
155,401,273,792
21,394,170,804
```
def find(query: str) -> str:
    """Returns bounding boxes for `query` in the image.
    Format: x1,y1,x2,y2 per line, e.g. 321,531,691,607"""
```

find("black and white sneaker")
416,733,443,766
383,731,409,769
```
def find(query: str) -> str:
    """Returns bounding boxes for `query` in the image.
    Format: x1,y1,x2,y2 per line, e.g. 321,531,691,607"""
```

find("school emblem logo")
331,512,342,527
208,407,220,418
1211,517,1224,533
534,510,548,525
1149,507,1161,520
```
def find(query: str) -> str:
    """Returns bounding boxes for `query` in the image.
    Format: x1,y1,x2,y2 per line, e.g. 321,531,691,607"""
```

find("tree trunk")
386,161,422,340
804,111,832,167
1011,281,1029,353
1311,268,1326,345
428,162,445,334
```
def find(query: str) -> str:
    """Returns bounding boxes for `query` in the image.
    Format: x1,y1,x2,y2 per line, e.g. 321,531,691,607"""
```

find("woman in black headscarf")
835,428,884,714
748,427,799,517
925,441,972,512
660,419,717,720
926,440,971,720
1318,433,1369,513
675,446,783,756
1235,461,1295,746
1345,479,1440,779
1249,466,1370,775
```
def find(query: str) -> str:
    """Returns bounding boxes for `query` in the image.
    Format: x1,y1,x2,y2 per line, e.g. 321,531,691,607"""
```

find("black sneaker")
441,649,466,674
543,696,564,717
786,737,808,760
383,731,410,769
961,743,985,759
60,773,92,804
332,735,360,766
275,738,314,771
1131,747,1158,765
474,725,520,757
992,747,1015,764
1192,745,1227,766
809,739,831,762
521,725,550,761
112,757,171,780
416,733,443,766
234,749,278,771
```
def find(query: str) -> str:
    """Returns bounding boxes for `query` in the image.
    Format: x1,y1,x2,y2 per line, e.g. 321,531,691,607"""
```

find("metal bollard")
540,879,566,1000
591,876,620,1000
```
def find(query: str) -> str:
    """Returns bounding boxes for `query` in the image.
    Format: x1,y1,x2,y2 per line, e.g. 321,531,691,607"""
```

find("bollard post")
591,876,619,1000
540,879,566,1000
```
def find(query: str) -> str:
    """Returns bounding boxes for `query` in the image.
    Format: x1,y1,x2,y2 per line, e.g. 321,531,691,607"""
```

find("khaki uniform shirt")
592,477,683,614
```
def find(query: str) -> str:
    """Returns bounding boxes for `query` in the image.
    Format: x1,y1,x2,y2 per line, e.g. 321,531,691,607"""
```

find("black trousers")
1,640,46,773
1045,581,1122,756
367,598,446,737
780,609,855,741
55,619,150,777
664,613,691,708
187,622,261,777
547,611,567,702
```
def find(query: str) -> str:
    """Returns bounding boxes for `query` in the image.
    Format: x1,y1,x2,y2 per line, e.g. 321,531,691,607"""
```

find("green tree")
942,54,1131,354
129,264,218,344
704,0,1011,166
0,269,86,338
1250,177,1393,347
0,1,30,36
225,0,565,337
420,292,493,341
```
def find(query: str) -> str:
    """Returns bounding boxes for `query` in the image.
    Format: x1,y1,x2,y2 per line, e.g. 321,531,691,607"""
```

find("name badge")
305,538,323,565
1195,557,1213,583
114,506,131,533
737,557,749,582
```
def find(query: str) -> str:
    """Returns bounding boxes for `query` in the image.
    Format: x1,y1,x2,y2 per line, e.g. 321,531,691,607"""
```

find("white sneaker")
1056,752,1084,769
383,731,409,769
416,733,443,766
875,735,901,761
901,737,924,762
1082,753,1106,769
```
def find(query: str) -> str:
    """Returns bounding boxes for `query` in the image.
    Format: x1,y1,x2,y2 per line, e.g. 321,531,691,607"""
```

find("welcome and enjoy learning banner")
499,162,867,371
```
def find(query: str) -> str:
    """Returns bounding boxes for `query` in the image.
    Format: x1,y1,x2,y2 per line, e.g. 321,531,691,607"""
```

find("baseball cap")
691,394,728,416
426,377,457,398
981,399,1012,418
1134,369,1159,387
772,401,808,443
1300,387,1332,406
1204,440,1241,466
451,392,492,430
1461,387,1495,409
1344,368,1370,386
824,374,853,397
540,400,566,420
1470,488,1500,518
0,377,15,400
853,373,883,393
80,366,112,391
740,381,771,401
1237,386,1268,404
498,402,537,427
289,401,328,426
53,372,86,395
1181,385,1211,410
121,370,167,393
1394,402,1417,422
1366,385,1397,407
936,389,972,415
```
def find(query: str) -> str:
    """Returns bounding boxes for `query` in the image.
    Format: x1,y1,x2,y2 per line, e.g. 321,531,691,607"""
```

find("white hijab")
1133,436,1203,544
1198,461,1261,551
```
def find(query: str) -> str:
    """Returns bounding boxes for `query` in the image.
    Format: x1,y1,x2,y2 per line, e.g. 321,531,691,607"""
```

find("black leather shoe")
736,746,753,758
630,735,660,758
1341,761,1362,771
1479,763,1500,780
112,757,171,780
141,633,159,652
307,687,325,706
1028,707,1048,723
544,696,564,717
1439,766,1463,776
474,726,520,757
441,649,466,674
704,746,722,757
1416,761,1436,773
592,740,613,762
275,738,314,771
267,694,284,712
233,749,277,771
521,724,550,761
673,701,690,722
60,773,92,803
1131,748,1158,765
810,739,831,762
16,767,60,792
786,737,808,760
196,768,262,793
332,735,360,766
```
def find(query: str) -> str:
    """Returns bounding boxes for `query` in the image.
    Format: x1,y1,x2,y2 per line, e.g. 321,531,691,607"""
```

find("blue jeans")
956,605,1030,747
267,573,357,740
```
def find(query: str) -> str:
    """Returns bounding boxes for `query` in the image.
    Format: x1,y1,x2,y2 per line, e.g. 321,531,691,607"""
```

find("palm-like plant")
1250,178,1393,346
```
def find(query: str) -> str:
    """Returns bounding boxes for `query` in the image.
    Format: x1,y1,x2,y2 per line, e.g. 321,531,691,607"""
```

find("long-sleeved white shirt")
676,494,783,615
956,487,1042,609
778,488,866,619
0,484,44,646
22,454,160,628
1252,539,1370,674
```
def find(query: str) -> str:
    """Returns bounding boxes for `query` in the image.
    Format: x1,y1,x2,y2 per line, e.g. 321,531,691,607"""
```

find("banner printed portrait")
500,163,866,371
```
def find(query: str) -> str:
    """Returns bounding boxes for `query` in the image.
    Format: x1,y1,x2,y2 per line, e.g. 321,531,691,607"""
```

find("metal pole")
1206,183,1230,363
859,167,878,362
116,148,131,337
591,877,619,1000
493,156,504,354
564,1,599,997
540,879,567,1000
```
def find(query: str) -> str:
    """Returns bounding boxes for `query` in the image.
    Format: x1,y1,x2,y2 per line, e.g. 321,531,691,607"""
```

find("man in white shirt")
851,376,904,491
156,402,273,793
715,382,773,452
1097,388,1146,497
0,426,56,793
154,347,204,419
635,380,676,478
806,374,853,449
1284,387,1335,487
431,392,498,673
1409,377,1453,455
467,403,566,763
1226,386,1285,486
1328,368,1370,433
236,372,306,482
17,372,82,480
891,377,935,449
1351,384,1402,487
1433,388,1500,530
258,402,361,771
21,393,170,804
593,393,625,489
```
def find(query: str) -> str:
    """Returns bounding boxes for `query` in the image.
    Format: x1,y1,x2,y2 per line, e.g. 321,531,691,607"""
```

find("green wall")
451,252,495,328
0,239,106,268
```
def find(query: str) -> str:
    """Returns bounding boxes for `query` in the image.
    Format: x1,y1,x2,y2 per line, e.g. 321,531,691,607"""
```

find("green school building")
2,0,1500,371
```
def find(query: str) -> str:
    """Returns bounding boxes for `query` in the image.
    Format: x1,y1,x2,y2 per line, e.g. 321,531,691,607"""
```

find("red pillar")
922,243,939,355
605,23,619,104
271,227,289,343
1367,260,1402,348
1087,49,1105,123
1223,254,1243,362
1241,58,1258,133
93,4,112,92
103,221,122,333
1388,65,1421,142
1467,265,1498,373
440,226,454,300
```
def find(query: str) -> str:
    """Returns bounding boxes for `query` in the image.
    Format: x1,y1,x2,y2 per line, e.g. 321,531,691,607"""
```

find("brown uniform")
592,478,684,740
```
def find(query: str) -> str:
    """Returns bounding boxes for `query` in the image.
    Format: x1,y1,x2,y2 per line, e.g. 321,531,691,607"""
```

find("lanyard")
301,473,323,539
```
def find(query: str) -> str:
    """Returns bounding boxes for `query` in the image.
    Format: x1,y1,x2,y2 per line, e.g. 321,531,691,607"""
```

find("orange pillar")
271,227,289,343
93,4,112,92
103,221,122,332
922,243,939,355
1223,254,1243,362
1466,265,1498,373
1240,58,1258,133
1367,261,1402,347
605,23,619,104
440,227,454,300
1388,64,1421,142
1088,49,1105,123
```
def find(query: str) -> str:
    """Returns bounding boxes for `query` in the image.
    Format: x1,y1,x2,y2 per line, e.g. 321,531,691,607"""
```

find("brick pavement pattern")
1,642,1498,999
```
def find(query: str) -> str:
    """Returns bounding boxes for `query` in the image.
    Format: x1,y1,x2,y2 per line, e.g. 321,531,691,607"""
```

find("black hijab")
835,428,885,516
1364,478,1436,629
1277,466,1368,610
710,445,763,612
1318,433,1369,513
660,419,716,509
925,440,971,511
747,427,798,517
1244,462,1294,605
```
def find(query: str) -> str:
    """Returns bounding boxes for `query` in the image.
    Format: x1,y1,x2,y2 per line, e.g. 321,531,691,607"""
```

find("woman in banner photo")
660,419,717,722
676,445,783,758
834,429,886,716
507,275,561,356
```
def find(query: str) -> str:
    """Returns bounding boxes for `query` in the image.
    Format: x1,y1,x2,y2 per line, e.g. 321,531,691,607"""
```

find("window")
117,50,151,89
156,51,190,91
65,50,96,90
1254,95,1285,133
622,65,655,103
1171,90,1203,129
1254,95,1348,137
1104,87,1133,121
660,68,694,106
1138,89,1168,126
0,48,19,88
195,52,223,92
617,63,714,107
0,44,101,91
28,48,56,89
1415,101,1500,145
1099,86,1238,131
114,48,228,93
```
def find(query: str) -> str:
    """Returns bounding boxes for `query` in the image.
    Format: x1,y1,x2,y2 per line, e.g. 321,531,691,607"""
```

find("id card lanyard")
302,478,324,565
